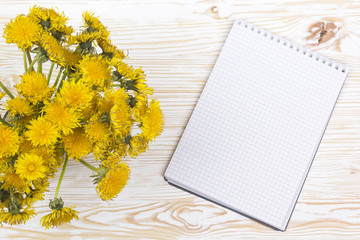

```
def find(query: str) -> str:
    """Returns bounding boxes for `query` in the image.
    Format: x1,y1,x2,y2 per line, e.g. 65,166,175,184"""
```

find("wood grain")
1,0,360,239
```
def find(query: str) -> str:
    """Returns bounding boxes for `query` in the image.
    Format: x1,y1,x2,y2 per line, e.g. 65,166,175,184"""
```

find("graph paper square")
164,19,348,231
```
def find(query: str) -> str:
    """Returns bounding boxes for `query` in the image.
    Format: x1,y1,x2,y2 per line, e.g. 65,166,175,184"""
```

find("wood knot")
207,4,231,19
210,6,219,14
306,18,343,51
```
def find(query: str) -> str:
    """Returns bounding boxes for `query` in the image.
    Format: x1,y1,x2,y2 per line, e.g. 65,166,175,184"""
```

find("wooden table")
1,0,359,239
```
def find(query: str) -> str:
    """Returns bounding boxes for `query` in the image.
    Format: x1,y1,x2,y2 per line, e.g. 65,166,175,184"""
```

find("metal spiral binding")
237,19,347,73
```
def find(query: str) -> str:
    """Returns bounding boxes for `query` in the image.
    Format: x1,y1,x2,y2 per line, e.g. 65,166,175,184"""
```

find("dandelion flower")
16,72,52,104
128,134,149,158
67,11,110,47
67,31,101,47
31,146,58,171
98,88,128,115
0,208,36,225
44,100,79,135
40,198,79,229
0,169,30,193
3,14,41,50
141,100,163,141
38,32,66,65
92,142,108,161
59,81,93,110
18,137,33,154
112,59,144,81
133,94,148,121
23,180,48,206
78,55,111,88
5,97,33,117
95,162,130,201
25,117,59,146
97,38,125,59
85,119,109,143
62,47,81,68
15,153,46,181
110,96,133,138
103,153,122,166
62,127,92,159
0,125,20,158
83,11,109,38
29,6,72,36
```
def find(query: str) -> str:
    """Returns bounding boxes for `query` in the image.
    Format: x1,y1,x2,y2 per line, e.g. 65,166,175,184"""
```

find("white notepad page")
164,19,348,231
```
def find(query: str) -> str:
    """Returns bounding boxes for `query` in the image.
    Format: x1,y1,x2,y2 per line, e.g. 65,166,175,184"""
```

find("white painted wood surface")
1,0,360,239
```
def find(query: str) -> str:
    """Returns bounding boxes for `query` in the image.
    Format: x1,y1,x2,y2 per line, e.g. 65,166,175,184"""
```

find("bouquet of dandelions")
0,6,163,229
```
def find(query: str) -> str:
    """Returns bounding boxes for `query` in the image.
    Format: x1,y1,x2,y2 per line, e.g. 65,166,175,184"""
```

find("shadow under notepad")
164,176,284,232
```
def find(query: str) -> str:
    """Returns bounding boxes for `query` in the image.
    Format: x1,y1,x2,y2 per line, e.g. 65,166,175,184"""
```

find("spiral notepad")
164,19,348,231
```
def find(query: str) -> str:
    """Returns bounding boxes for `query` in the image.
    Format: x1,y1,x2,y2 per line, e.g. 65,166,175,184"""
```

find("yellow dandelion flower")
30,146,57,169
40,206,79,229
5,97,33,117
96,162,130,201
92,141,108,161
85,119,109,143
102,153,122,166
62,47,81,68
113,138,128,157
93,137,128,161
110,97,133,138
16,72,52,104
83,11,109,38
135,82,153,95
0,169,30,194
82,93,100,120
141,100,163,141
15,153,46,181
38,32,66,65
97,38,125,59
111,60,139,80
29,6,72,39
0,208,36,225
3,14,41,50
0,125,20,158
44,99,79,135
67,31,102,46
133,94,148,121
19,137,33,154
78,55,111,88
62,127,92,159
59,81,93,110
23,180,48,206
128,134,149,158
67,10,109,48
98,88,128,115
40,198,79,229
25,117,59,146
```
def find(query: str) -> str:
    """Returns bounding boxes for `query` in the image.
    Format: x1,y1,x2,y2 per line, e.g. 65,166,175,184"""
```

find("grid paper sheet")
164,19,348,231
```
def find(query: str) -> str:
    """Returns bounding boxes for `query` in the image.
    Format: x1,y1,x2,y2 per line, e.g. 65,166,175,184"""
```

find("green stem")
37,61,42,73
55,154,69,199
56,71,67,93
28,57,39,72
23,51,28,73
47,62,55,84
0,81,14,99
3,111,9,119
26,49,32,66
78,159,99,173
52,67,64,89
0,117,11,127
